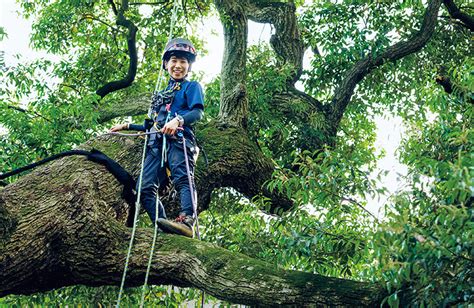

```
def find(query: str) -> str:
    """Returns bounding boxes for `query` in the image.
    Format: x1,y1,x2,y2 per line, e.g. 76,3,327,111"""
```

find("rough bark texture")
443,0,474,31
196,122,292,212
98,92,150,124
215,0,249,128
0,134,386,306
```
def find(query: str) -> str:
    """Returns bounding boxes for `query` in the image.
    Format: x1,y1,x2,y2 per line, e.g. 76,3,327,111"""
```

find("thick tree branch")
244,1,329,151
96,1,138,99
0,138,386,305
246,2,326,111
443,0,474,31
214,0,249,128
98,92,151,123
247,1,304,86
329,0,443,125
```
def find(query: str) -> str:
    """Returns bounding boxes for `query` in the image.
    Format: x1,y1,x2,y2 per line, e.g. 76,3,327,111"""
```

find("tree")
1,0,472,306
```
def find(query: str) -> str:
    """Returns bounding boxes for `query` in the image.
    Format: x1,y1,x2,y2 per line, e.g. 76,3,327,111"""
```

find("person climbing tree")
110,38,204,238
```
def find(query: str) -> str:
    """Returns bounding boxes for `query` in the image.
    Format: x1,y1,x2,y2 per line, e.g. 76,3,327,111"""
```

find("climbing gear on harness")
159,81,182,168
150,86,176,116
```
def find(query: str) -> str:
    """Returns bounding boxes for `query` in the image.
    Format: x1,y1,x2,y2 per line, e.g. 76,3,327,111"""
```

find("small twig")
193,0,204,16
79,14,123,33
439,14,474,30
59,83,81,94
6,105,52,123
426,233,474,263
341,196,379,222
108,0,118,15
129,1,168,5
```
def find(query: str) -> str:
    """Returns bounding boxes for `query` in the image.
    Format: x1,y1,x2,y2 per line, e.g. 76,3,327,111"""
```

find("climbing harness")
159,82,181,168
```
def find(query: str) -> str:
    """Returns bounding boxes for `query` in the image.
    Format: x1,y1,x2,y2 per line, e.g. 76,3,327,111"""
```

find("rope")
180,133,201,240
116,133,149,307
154,0,180,93
137,1,180,306
180,131,205,306
108,131,159,137
140,193,163,307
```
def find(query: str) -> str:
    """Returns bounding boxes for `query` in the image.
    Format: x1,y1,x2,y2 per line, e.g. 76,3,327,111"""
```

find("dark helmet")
161,38,197,69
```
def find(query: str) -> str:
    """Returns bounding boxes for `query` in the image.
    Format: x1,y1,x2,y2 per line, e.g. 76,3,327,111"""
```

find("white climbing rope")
154,0,180,93
116,1,180,306
139,1,181,306
139,194,163,307
116,133,149,307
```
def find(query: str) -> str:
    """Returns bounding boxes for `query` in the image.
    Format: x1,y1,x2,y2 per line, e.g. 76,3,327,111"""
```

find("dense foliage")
1,0,472,306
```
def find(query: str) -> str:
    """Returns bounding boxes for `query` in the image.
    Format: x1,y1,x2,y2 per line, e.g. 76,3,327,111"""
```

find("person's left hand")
161,118,179,135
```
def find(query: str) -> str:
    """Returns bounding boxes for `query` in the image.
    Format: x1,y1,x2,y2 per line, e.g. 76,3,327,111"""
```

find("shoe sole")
157,218,193,238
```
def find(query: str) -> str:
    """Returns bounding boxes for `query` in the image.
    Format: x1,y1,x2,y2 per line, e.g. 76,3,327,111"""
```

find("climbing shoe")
157,214,194,238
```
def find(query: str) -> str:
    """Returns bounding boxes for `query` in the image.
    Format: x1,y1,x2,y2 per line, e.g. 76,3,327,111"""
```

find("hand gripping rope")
115,1,180,307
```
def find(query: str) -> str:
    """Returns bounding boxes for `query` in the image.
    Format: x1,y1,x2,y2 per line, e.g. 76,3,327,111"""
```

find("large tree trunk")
0,134,385,306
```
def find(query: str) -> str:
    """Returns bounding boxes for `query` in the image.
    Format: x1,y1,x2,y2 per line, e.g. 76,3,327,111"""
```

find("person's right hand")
109,123,128,132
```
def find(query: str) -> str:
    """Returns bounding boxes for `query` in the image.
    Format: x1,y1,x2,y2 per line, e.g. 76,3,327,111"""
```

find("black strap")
1,149,137,226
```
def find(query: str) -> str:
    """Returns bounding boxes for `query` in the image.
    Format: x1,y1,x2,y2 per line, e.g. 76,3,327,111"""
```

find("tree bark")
215,0,249,128
247,1,334,152
0,137,386,305
443,0,474,31
98,92,150,123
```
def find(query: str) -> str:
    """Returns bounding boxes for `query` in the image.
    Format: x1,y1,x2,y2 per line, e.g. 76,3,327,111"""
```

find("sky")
0,0,407,218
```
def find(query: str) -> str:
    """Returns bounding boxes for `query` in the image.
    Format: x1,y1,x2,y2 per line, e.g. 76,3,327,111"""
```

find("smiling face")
165,56,190,80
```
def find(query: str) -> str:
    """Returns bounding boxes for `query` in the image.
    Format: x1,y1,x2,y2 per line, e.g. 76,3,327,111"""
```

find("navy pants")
137,135,196,223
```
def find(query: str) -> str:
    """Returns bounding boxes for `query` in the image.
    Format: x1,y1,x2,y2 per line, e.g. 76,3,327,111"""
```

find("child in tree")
110,38,204,237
